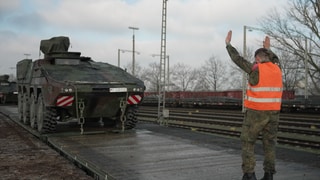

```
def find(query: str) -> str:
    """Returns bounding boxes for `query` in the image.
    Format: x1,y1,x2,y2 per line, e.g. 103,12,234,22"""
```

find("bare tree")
140,62,160,92
196,55,229,91
227,65,243,89
123,62,143,79
194,69,210,91
260,0,320,95
171,63,197,91
276,50,302,91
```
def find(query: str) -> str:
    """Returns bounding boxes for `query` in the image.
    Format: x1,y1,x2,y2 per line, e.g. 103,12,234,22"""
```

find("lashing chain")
78,100,85,134
119,95,128,132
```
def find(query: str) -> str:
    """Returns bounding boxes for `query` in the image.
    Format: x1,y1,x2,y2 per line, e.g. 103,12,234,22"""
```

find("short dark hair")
254,48,269,58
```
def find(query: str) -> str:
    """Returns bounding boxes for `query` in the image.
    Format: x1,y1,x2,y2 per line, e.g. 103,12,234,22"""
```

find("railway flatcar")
281,95,320,113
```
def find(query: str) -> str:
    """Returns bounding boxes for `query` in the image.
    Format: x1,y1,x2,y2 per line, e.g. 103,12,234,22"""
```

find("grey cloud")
6,12,47,32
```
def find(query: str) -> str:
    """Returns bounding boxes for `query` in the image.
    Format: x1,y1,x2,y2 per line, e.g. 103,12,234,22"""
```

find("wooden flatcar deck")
48,129,242,180
1,106,319,180
47,126,320,180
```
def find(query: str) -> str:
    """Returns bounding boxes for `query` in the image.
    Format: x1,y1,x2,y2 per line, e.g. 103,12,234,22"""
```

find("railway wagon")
144,90,243,99
142,90,295,109
144,90,294,99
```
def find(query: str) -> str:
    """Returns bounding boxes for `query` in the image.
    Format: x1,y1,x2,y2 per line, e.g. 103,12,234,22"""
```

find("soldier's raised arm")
263,36,281,67
225,30,232,45
225,30,253,73
263,36,270,49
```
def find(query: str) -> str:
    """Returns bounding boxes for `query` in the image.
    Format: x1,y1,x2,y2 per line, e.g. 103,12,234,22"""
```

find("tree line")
5,0,319,95
129,0,320,95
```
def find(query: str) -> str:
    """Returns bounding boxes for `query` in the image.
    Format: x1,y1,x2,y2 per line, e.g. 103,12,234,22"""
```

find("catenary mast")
158,0,168,124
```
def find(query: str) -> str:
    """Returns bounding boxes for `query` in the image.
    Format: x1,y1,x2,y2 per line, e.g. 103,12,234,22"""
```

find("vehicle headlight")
133,87,143,92
61,87,73,93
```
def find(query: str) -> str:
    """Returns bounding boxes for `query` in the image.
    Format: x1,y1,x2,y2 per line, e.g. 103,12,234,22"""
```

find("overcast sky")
0,0,288,75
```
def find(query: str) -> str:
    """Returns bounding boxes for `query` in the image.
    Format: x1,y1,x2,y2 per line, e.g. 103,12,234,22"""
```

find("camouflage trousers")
240,108,279,174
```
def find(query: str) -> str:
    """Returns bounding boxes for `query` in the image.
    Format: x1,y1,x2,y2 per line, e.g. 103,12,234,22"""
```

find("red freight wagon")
144,90,295,100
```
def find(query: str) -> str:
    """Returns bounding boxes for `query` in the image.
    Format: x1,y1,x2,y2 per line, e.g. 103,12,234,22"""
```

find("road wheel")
18,92,23,121
124,106,138,130
30,93,37,129
37,93,57,134
22,93,30,124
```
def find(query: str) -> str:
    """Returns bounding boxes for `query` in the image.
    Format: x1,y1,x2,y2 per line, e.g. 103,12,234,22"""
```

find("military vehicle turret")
0,74,18,104
16,36,145,134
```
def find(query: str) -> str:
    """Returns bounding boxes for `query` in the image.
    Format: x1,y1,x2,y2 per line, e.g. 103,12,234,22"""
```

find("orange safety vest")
244,62,283,110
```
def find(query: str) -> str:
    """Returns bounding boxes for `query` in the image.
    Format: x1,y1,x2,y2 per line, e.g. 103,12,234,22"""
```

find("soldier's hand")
263,36,270,49
225,30,232,45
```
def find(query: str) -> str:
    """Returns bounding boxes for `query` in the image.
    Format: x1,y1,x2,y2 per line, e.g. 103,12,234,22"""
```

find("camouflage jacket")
226,44,280,86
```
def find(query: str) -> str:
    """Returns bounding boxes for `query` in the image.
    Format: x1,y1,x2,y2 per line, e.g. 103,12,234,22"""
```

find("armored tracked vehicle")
16,36,145,134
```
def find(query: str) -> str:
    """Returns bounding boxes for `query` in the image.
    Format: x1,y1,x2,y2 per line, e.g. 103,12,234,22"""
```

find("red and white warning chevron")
56,96,74,106
127,95,142,105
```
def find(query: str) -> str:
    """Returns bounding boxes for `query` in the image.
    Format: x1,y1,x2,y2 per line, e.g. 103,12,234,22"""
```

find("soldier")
225,30,283,180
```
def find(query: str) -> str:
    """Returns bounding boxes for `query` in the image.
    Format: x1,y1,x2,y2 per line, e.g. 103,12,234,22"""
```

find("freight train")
142,90,320,113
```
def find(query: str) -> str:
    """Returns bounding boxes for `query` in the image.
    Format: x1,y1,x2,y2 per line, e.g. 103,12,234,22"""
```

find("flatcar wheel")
30,93,37,129
22,93,30,124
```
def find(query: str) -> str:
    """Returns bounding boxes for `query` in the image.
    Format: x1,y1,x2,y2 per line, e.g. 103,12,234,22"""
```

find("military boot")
242,172,257,180
260,172,273,180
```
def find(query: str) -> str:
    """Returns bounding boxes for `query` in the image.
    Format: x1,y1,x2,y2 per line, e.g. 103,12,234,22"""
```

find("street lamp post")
242,25,265,112
304,38,308,100
118,49,140,68
166,55,170,91
242,25,248,113
118,49,121,67
128,26,139,76
24,53,31,59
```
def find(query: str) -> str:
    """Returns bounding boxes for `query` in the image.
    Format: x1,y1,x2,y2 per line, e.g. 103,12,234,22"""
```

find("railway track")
138,106,320,150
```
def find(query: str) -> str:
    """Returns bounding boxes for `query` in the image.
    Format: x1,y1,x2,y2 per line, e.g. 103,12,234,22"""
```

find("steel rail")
138,107,320,150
